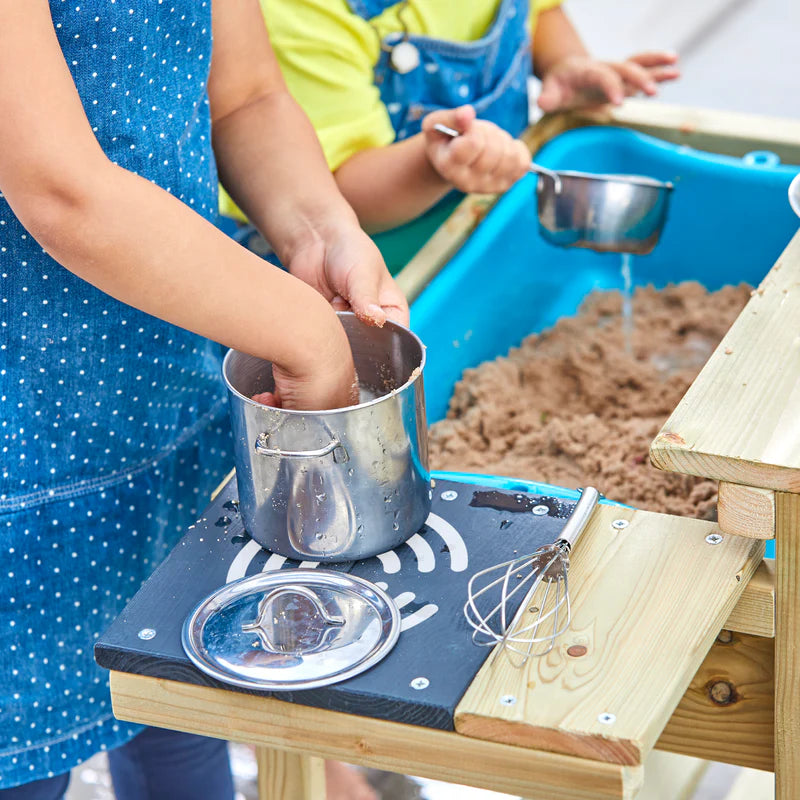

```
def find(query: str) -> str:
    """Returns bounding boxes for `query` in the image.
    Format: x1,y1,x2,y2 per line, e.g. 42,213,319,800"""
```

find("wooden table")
98,475,764,800
102,105,797,798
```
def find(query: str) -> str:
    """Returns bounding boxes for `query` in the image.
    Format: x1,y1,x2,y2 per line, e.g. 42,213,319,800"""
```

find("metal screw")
500,695,517,706
705,533,724,545
138,628,156,641
440,490,458,501
410,677,429,690
598,712,616,725
532,505,549,516
611,519,629,530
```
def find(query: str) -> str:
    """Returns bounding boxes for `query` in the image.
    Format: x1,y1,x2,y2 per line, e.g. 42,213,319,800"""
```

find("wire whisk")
464,487,600,667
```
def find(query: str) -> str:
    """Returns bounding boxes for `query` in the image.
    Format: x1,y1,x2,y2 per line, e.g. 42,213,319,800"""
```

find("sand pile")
429,282,751,519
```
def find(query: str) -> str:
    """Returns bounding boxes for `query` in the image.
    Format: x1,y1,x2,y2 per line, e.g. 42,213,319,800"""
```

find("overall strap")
345,0,405,22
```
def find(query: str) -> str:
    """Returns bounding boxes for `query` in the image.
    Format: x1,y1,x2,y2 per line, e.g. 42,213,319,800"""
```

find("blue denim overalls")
349,0,532,142
0,1,231,787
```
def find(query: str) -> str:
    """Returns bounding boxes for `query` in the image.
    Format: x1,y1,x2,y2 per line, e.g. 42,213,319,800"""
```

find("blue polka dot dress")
0,1,232,788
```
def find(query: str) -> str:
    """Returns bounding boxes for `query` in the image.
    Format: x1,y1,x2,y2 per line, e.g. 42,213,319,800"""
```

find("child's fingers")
422,104,476,136
537,78,565,113
581,63,625,105
647,65,681,84
446,125,486,169
612,60,657,96
627,50,679,68
468,128,506,184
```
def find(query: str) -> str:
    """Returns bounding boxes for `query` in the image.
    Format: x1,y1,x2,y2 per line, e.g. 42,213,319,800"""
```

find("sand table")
429,282,752,519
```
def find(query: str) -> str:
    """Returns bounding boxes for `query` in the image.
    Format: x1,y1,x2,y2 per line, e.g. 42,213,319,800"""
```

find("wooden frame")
114,100,798,798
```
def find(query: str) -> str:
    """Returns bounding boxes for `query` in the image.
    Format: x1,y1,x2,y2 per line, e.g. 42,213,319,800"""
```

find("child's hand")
253,313,359,411
288,220,409,328
422,105,530,194
538,52,680,112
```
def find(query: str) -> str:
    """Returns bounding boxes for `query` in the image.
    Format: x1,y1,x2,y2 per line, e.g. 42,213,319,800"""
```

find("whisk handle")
557,487,600,549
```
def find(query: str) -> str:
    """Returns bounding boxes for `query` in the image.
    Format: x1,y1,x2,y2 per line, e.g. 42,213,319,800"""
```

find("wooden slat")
210,468,235,502
395,192,498,303
658,631,774,772
454,506,764,765
602,99,800,165
724,560,775,638
651,232,800,492
775,492,800,800
109,672,643,800
718,484,776,540
256,747,325,800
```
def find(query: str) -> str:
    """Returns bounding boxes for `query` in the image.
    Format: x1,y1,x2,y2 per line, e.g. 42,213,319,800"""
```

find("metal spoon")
432,123,562,191
789,172,800,218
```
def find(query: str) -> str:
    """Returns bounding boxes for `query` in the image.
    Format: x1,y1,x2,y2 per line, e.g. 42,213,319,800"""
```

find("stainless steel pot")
537,170,673,255
223,312,430,562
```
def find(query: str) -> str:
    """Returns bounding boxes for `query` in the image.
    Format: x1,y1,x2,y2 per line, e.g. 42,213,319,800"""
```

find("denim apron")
349,0,531,141
0,1,231,787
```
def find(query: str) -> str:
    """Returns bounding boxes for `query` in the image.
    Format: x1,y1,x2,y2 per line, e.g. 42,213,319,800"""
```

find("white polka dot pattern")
0,1,232,788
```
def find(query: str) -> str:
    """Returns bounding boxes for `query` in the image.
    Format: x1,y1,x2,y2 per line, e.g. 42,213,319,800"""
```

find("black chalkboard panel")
96,477,588,730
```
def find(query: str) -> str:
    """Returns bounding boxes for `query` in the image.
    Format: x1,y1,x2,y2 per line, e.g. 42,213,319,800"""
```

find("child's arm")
533,6,680,112
209,1,407,322
334,105,530,233
0,1,356,411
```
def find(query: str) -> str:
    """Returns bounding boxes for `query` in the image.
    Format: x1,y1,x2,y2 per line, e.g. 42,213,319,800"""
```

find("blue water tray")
411,125,799,556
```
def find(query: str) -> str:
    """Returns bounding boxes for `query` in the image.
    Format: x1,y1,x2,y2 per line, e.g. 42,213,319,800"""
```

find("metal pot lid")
182,570,400,691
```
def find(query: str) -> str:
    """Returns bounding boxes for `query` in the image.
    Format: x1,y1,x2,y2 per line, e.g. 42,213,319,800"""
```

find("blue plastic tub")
411,125,799,552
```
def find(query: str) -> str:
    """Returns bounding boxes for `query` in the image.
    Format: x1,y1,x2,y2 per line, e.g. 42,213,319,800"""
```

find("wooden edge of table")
109,671,643,800
602,98,800,163
453,507,764,766
650,231,800,492
718,483,776,540
658,630,774,773
724,559,775,638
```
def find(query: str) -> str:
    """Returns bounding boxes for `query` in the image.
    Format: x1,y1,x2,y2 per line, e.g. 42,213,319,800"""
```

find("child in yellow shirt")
222,0,678,241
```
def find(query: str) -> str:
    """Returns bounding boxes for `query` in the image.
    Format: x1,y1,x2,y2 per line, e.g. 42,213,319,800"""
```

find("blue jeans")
0,728,234,800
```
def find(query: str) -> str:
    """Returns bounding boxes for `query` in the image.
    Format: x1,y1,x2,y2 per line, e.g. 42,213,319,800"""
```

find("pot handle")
254,432,349,464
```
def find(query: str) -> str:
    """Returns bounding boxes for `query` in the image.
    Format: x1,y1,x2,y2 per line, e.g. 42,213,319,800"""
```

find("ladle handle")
431,123,562,191
557,487,600,550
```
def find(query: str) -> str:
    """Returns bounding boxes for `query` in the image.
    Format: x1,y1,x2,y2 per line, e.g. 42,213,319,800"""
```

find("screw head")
611,519,629,530
440,490,458,502
705,533,724,545
410,677,429,690
138,628,156,641
598,712,616,725
532,505,549,516
500,695,517,706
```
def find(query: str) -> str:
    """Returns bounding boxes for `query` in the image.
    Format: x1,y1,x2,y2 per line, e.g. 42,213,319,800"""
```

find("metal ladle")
433,123,674,255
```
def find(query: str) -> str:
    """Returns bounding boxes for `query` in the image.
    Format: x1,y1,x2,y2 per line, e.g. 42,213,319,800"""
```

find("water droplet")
315,532,323,541
347,468,354,477
392,522,399,531
315,492,327,502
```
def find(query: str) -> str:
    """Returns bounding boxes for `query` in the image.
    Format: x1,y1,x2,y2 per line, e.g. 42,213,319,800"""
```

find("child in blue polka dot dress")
0,2,405,799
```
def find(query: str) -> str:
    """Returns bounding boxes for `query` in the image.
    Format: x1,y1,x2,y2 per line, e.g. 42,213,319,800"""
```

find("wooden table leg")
775,492,800,800
256,746,326,800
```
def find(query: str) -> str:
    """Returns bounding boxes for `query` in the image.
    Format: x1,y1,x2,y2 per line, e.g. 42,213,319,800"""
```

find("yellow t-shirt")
220,0,561,220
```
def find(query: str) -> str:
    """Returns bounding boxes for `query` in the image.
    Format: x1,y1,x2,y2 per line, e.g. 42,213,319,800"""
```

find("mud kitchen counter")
98,103,800,799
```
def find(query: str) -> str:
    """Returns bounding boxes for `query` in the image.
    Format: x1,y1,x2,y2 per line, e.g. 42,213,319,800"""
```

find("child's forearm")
23,160,344,376
213,89,368,257
333,135,453,233
532,6,590,78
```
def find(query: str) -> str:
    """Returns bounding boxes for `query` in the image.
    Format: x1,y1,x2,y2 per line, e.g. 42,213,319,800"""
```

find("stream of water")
620,252,634,354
